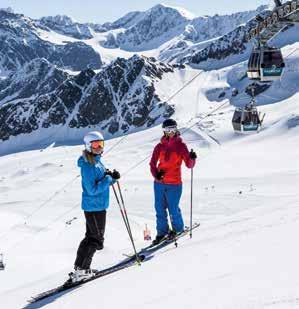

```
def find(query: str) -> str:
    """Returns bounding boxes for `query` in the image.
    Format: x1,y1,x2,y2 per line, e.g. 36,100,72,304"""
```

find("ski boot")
167,230,177,240
68,267,95,283
152,234,167,246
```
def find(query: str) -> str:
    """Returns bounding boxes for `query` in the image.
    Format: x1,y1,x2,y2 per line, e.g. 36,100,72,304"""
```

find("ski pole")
116,181,141,264
114,182,132,239
190,167,194,238
112,182,141,265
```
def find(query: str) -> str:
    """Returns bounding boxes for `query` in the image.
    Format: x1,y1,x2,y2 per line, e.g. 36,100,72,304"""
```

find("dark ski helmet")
162,118,178,134
162,119,177,129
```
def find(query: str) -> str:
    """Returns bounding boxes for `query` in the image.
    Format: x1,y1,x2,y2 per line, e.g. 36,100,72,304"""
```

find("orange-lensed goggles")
91,140,104,149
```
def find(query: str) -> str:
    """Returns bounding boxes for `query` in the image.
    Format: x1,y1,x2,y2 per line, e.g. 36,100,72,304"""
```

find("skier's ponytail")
83,150,96,165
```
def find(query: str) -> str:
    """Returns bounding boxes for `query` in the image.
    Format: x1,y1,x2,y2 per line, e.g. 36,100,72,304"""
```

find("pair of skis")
29,223,200,304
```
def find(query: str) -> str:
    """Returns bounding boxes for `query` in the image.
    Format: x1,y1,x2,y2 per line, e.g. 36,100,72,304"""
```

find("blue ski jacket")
78,154,114,212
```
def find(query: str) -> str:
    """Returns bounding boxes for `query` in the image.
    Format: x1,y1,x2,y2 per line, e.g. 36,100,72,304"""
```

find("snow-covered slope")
0,46,299,308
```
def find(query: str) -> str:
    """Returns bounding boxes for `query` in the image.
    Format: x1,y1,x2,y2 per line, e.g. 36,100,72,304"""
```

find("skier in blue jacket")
70,131,120,283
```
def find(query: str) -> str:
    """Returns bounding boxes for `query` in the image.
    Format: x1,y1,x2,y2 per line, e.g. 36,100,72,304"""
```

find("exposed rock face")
188,25,250,64
0,56,175,142
48,42,102,71
0,58,68,105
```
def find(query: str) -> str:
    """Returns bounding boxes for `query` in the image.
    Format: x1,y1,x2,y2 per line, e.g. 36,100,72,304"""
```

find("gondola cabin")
247,47,285,82
232,104,262,133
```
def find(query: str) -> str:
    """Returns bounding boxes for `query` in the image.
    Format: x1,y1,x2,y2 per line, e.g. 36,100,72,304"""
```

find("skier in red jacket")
150,119,197,245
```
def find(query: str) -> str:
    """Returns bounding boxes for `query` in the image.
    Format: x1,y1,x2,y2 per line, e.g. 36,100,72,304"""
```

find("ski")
29,222,200,304
125,222,201,258
29,254,143,304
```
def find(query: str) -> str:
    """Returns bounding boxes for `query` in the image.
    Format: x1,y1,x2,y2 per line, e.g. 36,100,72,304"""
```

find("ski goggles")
163,126,178,134
91,140,104,149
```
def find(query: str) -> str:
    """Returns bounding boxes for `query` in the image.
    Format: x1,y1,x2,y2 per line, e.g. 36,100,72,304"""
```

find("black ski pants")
74,210,106,270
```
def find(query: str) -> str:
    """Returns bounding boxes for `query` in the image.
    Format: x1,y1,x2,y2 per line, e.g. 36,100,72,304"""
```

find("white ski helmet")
83,131,104,152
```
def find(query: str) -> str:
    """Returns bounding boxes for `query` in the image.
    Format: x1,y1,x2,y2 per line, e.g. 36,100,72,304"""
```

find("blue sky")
1,0,269,23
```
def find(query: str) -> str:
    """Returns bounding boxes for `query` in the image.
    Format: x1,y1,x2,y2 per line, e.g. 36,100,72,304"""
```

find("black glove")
104,169,112,177
189,149,197,159
111,169,120,180
156,170,165,180
104,169,120,180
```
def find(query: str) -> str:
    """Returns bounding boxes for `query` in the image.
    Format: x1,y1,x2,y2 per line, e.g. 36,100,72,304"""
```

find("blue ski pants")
154,181,184,236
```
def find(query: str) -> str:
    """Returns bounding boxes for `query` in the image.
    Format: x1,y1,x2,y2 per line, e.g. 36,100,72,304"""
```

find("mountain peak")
0,7,14,13
40,14,75,25
150,4,195,20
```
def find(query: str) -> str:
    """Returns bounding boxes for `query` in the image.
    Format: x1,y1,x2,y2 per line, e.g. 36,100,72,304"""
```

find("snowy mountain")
110,4,194,51
0,9,102,75
102,11,146,31
38,15,94,39
184,7,267,43
0,4,271,75
102,4,265,52
0,55,175,155
158,5,269,64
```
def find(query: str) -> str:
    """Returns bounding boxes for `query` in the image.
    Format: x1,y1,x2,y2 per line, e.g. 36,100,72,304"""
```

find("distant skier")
150,119,197,245
70,131,120,283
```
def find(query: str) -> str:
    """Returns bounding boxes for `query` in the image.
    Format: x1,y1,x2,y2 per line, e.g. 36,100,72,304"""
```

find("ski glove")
105,169,120,180
156,170,165,180
189,149,197,159
111,169,120,180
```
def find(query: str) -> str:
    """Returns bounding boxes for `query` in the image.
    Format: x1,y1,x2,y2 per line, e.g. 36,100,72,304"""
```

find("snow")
37,28,79,45
36,26,135,64
158,3,196,20
1,44,299,308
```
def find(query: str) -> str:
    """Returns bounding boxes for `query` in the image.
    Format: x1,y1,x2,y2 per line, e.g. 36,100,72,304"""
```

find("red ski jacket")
150,135,196,185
